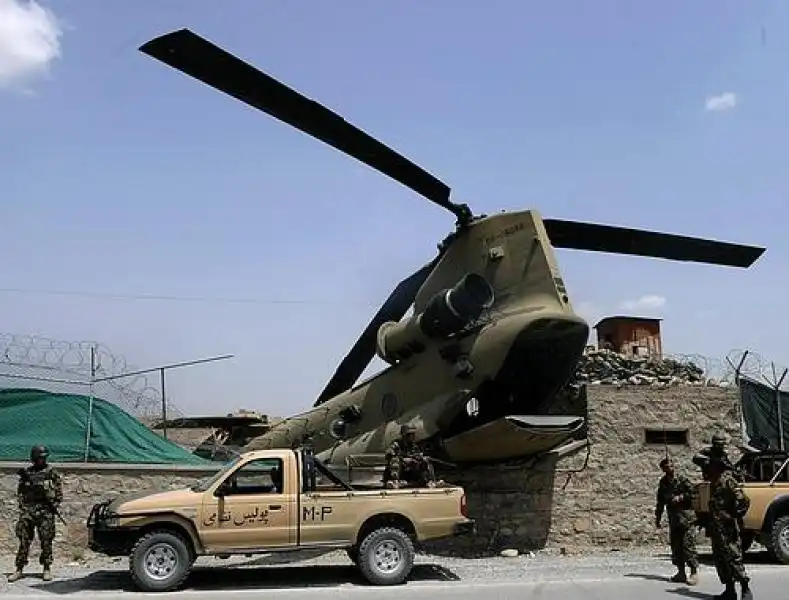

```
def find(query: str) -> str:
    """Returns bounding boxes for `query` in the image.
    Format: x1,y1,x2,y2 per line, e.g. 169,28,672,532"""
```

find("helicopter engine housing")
375,272,494,364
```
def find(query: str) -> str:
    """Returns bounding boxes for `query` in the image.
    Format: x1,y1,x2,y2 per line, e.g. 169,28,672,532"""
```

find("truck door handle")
269,504,282,510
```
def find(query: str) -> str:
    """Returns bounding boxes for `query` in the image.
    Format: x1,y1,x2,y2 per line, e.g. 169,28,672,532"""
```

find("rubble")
572,349,729,388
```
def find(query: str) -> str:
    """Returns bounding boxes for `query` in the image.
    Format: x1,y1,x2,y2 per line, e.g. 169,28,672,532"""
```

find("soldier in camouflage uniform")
654,457,699,585
707,454,752,600
384,424,437,488
8,445,63,583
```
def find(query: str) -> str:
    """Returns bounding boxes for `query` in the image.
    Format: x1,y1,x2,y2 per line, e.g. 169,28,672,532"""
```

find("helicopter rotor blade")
314,258,439,407
542,218,765,268
139,28,471,223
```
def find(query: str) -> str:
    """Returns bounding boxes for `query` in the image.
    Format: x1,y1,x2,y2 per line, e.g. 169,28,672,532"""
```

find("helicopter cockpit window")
329,418,348,440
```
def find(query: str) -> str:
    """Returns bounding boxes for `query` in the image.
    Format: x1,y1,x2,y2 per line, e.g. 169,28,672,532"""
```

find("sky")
2,0,789,417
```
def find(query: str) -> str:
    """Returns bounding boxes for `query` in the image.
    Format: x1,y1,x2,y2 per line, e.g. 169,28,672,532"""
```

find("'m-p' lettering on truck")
86,446,474,592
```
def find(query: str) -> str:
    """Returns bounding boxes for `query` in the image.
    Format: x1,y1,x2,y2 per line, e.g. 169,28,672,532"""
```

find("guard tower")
594,316,662,359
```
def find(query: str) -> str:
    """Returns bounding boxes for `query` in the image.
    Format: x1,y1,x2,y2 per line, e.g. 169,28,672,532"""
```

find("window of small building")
643,428,689,446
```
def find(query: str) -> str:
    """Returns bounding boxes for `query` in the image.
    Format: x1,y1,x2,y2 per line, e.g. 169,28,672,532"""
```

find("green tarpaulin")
739,376,789,452
0,388,212,464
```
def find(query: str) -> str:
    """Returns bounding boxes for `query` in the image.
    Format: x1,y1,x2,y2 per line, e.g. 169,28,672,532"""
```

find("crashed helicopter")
139,28,765,475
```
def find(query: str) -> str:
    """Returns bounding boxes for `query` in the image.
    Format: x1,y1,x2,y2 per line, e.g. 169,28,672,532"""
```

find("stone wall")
0,384,742,559
428,384,742,555
0,464,221,559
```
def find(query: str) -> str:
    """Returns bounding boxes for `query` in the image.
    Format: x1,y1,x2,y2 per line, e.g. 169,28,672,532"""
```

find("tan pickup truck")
693,450,789,564
86,447,474,592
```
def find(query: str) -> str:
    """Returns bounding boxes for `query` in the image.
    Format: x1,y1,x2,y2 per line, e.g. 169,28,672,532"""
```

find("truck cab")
87,446,473,592
693,450,789,563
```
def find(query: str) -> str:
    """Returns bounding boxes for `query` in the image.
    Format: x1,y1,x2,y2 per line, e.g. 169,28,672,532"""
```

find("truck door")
200,457,296,551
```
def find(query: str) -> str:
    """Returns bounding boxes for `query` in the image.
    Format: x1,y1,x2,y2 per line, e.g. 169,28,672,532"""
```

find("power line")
0,287,375,306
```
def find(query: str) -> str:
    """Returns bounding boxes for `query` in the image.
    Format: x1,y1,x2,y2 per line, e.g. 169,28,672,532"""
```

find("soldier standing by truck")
707,454,752,600
8,445,63,583
655,457,699,585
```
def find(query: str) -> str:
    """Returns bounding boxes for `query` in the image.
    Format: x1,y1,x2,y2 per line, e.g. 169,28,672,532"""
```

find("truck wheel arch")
133,514,204,556
354,513,417,545
762,495,789,534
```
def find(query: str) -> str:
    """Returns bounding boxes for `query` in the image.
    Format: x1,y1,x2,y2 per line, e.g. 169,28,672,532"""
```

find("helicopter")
139,28,766,474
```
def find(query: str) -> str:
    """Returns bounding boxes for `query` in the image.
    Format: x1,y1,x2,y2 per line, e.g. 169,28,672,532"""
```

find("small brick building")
594,316,663,359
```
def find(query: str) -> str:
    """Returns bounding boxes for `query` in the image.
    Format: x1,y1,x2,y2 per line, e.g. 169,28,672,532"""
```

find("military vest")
19,466,58,505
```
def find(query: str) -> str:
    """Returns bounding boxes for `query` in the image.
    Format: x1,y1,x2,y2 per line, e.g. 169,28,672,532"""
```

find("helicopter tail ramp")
0,388,211,464
440,415,584,463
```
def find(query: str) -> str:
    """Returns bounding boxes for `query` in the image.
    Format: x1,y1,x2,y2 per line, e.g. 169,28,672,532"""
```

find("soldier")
707,454,752,600
384,424,437,488
654,457,699,585
8,445,63,583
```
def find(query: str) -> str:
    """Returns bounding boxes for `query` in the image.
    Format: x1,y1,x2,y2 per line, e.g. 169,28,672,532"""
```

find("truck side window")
226,458,284,495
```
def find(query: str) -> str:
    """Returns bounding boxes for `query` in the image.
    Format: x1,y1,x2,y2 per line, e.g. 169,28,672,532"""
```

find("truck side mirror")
216,480,231,496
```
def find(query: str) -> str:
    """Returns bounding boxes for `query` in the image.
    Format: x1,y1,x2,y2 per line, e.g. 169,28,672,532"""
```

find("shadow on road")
25,563,460,594
650,550,776,566
623,573,670,583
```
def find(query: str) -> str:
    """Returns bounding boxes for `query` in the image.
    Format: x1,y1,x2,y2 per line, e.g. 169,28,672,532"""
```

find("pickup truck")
86,447,474,592
692,450,789,564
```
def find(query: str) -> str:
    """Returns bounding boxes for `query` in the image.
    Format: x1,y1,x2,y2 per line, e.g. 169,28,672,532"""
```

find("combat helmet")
30,444,48,461
400,423,416,436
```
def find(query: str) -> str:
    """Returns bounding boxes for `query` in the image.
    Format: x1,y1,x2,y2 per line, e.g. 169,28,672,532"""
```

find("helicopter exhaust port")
375,273,494,364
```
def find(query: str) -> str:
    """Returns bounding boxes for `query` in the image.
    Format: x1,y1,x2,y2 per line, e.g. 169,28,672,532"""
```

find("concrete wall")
0,384,741,559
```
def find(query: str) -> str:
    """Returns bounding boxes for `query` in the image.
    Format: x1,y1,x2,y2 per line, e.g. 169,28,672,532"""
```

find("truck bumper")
86,501,138,556
87,526,139,556
453,519,476,536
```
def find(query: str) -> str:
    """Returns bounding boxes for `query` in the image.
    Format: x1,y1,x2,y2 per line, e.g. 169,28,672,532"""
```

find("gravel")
1,546,783,595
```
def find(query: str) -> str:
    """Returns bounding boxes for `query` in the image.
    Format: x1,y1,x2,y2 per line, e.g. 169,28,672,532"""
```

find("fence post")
84,344,97,462
773,364,788,452
160,367,167,440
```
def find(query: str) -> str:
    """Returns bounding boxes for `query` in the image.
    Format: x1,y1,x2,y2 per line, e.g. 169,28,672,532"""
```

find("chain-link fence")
0,332,232,462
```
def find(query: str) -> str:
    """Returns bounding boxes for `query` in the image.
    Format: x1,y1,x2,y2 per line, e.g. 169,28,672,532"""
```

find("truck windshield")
191,457,241,492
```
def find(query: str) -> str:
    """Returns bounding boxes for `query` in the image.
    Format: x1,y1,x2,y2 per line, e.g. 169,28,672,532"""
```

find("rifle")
17,469,67,526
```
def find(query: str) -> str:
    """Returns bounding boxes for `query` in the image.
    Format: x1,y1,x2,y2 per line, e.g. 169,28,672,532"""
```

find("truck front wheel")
129,530,194,592
769,515,789,564
357,527,414,586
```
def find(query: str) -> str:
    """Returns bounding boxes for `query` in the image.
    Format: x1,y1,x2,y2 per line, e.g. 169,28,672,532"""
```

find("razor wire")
0,332,182,419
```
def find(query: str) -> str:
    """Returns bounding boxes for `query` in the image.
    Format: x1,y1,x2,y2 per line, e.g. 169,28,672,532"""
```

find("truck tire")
357,526,414,586
129,530,194,592
769,515,789,564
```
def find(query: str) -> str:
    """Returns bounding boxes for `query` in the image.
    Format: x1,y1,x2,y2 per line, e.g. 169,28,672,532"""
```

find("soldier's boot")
670,568,687,583
686,567,698,586
7,570,23,583
714,583,737,600
42,568,52,582
740,578,752,600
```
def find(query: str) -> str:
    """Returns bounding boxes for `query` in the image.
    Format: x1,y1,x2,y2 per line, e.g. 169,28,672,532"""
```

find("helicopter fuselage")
245,210,590,463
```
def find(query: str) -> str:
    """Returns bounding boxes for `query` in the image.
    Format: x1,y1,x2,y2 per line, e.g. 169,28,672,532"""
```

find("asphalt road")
2,564,785,600
2,572,785,600
2,548,785,599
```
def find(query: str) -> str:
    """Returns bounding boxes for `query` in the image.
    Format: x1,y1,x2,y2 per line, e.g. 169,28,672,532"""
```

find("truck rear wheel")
357,526,414,586
769,515,789,564
129,530,194,592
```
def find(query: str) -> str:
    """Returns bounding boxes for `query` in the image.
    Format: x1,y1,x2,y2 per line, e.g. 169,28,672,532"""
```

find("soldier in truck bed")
384,424,437,488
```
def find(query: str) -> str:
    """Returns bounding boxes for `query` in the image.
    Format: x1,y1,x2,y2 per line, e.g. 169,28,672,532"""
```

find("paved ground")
1,548,784,598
